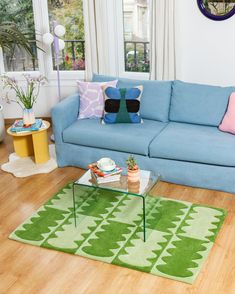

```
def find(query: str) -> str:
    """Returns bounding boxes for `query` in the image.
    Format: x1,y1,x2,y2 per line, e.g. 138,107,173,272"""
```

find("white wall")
1,80,78,119
176,0,235,86
2,0,235,119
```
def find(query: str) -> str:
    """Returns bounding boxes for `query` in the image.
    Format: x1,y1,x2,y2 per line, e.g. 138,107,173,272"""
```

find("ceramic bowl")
97,157,116,172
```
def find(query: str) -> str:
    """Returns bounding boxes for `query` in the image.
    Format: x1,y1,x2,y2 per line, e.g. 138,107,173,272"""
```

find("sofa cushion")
102,85,143,124
77,79,118,119
219,92,235,134
92,74,172,123
149,122,235,167
63,119,167,156
170,80,235,126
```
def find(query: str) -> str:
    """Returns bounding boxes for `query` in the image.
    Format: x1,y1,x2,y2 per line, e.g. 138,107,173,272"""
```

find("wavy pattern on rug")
9,183,226,284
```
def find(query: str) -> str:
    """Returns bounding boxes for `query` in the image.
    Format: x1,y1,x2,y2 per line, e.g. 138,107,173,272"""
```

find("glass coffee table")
72,169,161,242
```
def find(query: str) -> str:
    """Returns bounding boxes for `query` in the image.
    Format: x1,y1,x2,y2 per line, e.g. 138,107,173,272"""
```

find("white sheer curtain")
150,0,176,80
83,0,113,80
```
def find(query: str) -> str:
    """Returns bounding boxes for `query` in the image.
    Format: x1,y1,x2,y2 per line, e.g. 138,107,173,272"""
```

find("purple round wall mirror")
197,0,235,21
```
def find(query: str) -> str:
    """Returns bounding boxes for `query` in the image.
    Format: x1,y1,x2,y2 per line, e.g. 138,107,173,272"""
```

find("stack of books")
88,162,122,184
10,119,45,133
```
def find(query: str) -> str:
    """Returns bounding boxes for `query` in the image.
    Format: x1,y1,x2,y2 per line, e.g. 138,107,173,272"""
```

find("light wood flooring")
0,126,234,294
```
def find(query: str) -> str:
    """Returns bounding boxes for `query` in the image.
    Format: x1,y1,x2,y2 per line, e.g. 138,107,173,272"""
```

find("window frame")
0,0,85,82
116,0,150,80
0,0,42,77
0,0,149,81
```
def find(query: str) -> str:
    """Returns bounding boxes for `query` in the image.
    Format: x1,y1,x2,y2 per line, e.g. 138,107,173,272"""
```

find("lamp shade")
58,39,65,51
42,33,54,45
54,25,66,37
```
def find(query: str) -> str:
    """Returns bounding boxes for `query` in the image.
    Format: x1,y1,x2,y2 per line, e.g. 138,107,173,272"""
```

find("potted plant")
1,74,47,125
128,180,140,193
0,21,37,138
0,22,35,58
126,155,140,182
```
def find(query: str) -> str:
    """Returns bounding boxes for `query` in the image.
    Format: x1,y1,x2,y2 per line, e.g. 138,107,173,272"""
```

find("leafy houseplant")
126,155,140,182
0,21,36,135
0,22,35,58
1,74,47,125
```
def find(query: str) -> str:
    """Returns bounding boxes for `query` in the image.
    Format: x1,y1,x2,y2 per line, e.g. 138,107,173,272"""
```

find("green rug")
9,183,226,284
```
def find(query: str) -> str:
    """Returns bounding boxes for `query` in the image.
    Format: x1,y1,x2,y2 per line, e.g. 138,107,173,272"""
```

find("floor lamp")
42,22,66,140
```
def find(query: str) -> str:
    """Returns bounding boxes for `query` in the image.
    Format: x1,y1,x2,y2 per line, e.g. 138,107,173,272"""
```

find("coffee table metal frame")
72,170,160,242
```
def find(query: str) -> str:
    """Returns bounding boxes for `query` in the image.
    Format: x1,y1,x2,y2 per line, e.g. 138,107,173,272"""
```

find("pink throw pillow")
77,80,118,119
219,92,235,134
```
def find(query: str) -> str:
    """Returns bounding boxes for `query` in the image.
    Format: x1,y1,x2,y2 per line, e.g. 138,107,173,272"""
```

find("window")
0,0,38,72
47,0,85,71
123,0,150,73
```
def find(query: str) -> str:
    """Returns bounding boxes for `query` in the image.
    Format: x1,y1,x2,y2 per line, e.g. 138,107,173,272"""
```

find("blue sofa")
52,74,235,194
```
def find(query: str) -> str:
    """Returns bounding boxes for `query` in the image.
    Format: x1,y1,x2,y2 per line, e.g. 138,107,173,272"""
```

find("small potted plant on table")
126,155,140,182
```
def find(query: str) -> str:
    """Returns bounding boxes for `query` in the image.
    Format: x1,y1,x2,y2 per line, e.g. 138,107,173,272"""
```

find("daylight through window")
0,0,38,72
123,0,150,73
48,0,85,71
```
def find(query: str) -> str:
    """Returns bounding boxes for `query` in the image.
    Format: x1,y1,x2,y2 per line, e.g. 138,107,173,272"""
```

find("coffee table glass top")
75,169,160,198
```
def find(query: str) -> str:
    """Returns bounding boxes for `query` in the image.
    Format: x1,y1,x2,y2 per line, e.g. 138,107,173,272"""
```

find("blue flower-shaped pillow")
102,85,143,124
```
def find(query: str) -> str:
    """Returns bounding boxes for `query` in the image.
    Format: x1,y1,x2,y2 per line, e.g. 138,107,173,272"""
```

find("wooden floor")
0,126,235,294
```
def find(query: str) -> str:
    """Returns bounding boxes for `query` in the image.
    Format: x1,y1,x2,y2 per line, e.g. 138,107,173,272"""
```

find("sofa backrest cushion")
92,74,172,122
219,92,235,134
170,80,235,126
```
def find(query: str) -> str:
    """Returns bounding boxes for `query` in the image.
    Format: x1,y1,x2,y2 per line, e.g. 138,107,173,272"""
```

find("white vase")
23,108,35,125
0,104,5,142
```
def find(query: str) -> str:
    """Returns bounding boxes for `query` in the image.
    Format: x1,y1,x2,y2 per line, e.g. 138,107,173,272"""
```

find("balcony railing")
3,40,38,72
124,41,150,73
3,39,85,72
52,40,85,71
4,39,149,73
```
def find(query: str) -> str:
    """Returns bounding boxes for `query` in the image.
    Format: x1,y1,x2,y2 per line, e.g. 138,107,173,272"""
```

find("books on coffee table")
91,171,121,184
88,162,122,184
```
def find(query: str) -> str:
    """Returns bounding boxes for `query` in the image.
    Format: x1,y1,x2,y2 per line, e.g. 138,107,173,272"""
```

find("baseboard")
5,117,52,125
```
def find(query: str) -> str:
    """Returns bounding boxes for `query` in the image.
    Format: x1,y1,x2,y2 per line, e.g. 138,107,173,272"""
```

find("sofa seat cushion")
63,119,167,156
149,122,235,166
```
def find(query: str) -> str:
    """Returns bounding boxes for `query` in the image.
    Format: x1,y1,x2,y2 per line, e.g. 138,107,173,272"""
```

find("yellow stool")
7,120,50,164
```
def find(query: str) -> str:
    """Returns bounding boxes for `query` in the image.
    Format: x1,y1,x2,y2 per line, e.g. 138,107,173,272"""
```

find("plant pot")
23,108,35,126
127,168,140,182
0,104,5,142
128,180,140,193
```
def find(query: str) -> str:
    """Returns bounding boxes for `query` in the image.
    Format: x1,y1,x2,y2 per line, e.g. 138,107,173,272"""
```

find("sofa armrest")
51,93,79,143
